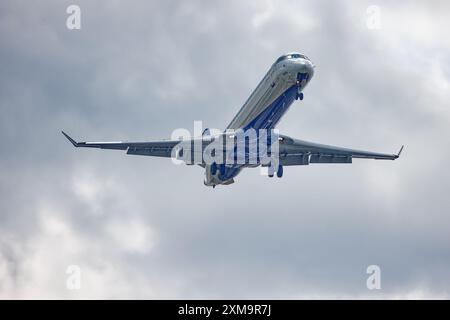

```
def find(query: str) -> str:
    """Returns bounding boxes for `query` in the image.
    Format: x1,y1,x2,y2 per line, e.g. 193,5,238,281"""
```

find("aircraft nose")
297,59,314,78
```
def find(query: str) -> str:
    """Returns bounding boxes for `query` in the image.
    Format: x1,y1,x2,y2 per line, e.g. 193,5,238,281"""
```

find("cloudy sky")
1,0,450,299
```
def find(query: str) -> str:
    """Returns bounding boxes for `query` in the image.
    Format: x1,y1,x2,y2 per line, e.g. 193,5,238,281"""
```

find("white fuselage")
227,53,314,130
204,52,315,187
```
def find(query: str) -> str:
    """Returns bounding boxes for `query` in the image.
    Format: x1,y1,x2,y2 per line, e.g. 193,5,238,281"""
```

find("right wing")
62,131,180,158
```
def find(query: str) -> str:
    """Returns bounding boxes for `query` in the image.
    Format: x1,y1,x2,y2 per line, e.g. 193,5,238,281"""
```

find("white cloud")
106,219,155,254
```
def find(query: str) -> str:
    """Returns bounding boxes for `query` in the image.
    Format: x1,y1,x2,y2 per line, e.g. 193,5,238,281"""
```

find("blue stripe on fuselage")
243,84,298,131
218,84,298,182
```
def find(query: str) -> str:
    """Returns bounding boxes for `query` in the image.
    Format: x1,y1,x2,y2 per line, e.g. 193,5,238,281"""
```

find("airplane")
63,52,402,187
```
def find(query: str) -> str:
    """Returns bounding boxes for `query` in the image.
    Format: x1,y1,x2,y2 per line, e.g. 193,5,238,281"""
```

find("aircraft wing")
279,135,403,166
63,131,403,165
62,131,180,158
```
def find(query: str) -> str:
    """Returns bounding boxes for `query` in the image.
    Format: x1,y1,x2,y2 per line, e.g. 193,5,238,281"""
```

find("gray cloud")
1,0,450,299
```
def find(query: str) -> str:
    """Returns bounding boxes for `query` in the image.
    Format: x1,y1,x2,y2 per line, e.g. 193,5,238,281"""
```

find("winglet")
61,131,79,147
396,145,404,158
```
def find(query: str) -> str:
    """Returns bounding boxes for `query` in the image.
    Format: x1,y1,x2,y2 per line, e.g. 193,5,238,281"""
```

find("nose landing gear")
296,72,308,101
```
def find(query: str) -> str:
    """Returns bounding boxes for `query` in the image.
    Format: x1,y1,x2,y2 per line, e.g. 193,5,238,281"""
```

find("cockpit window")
291,53,309,60
275,55,288,64
275,53,309,64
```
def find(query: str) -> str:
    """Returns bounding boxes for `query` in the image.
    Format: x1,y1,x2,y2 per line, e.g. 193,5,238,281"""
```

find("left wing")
279,135,403,166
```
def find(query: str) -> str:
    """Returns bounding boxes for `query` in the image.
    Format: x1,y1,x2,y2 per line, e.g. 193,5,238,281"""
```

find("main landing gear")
268,165,283,178
276,165,283,178
295,92,304,100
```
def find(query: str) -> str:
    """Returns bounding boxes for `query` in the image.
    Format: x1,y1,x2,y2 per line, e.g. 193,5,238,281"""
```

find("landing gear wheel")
211,162,217,175
276,165,283,178
268,164,275,178
298,92,304,100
